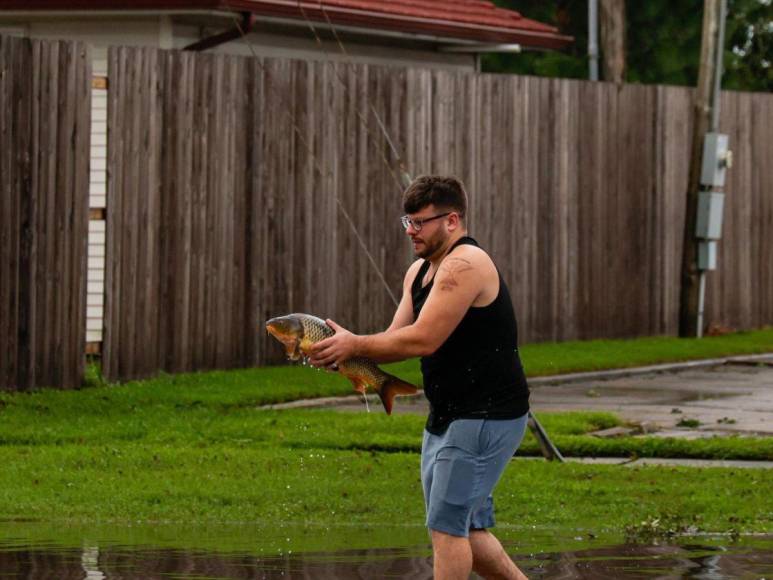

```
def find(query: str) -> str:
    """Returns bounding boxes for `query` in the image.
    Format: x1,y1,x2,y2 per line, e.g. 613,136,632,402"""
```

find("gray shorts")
421,415,528,537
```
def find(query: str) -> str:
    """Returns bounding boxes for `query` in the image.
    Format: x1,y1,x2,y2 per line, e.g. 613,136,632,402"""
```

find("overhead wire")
234,4,562,458
299,0,413,188
231,13,400,307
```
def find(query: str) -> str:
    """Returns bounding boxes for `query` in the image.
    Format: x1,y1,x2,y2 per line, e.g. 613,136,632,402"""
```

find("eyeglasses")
400,212,451,232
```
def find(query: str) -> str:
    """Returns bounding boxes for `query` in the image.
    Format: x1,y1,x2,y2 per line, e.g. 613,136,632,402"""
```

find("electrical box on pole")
698,241,718,270
700,132,731,187
695,191,725,240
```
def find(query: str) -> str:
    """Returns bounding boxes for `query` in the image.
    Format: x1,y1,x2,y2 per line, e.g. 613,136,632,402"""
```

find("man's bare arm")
309,248,486,367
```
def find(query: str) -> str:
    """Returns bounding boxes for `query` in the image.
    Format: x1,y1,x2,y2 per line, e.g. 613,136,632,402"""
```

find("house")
0,1,572,347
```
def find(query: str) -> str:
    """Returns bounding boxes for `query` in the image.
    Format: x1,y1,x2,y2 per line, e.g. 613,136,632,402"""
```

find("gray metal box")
700,133,730,187
698,240,717,270
695,191,724,240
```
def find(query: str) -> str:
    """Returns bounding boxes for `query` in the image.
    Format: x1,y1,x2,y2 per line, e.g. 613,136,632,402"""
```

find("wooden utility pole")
679,0,721,337
599,0,626,84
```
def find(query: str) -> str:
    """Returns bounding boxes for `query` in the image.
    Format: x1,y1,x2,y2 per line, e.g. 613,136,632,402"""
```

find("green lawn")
518,326,773,376
1,328,771,535
1,382,772,532
80,326,773,405
1,441,771,535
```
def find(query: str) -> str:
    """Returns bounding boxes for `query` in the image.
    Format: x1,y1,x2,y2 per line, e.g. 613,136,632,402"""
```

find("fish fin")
377,374,418,415
286,339,302,361
346,375,368,396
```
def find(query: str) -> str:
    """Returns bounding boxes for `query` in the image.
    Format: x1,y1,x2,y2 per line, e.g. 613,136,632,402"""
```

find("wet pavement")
528,361,773,437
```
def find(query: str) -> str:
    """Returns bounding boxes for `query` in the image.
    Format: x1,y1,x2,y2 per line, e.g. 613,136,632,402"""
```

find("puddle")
0,522,771,578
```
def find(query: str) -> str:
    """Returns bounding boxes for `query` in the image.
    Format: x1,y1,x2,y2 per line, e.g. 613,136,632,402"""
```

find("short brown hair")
402,175,468,218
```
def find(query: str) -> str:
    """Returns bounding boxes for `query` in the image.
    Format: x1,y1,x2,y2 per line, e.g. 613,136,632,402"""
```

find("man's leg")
431,529,472,580
469,529,528,579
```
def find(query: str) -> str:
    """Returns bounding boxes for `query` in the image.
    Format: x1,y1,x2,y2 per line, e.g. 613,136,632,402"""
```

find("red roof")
0,0,573,49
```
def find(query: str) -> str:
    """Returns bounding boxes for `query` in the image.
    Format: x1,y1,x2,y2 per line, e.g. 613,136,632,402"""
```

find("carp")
265,313,417,414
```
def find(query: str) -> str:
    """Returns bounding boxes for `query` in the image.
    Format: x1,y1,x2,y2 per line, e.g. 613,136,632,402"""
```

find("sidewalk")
518,456,773,469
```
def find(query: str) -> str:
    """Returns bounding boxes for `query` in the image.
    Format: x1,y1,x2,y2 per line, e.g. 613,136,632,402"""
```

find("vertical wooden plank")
103,46,123,381
1,36,15,385
179,50,195,371
157,49,171,371
30,40,52,386
71,40,90,388
171,50,194,372
10,37,33,389
251,56,269,365
231,55,246,366
55,41,76,387
124,47,143,379
0,37,9,387
218,55,234,367
145,47,162,376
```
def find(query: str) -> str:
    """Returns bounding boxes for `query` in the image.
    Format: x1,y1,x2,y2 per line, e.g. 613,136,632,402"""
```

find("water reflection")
0,522,771,579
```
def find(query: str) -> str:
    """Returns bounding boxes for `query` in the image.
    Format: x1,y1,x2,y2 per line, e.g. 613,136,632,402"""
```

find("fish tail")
377,374,418,415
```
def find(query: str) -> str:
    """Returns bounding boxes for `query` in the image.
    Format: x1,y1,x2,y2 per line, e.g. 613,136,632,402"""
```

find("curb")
516,456,773,469
528,352,773,386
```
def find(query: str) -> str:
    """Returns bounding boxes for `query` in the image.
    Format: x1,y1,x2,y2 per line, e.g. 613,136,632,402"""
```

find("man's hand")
308,319,360,369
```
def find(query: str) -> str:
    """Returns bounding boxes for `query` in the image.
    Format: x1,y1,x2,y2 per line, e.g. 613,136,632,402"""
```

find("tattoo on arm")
437,258,474,292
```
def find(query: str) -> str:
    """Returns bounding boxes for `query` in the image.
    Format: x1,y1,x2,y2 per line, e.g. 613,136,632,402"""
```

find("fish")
265,313,418,415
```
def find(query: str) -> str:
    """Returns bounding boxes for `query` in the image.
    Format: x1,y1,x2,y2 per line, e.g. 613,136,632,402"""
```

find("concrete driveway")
527,361,773,437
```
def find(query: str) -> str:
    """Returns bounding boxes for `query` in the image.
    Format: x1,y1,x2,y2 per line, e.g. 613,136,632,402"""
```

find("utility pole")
588,0,599,80
599,0,626,84
679,0,726,337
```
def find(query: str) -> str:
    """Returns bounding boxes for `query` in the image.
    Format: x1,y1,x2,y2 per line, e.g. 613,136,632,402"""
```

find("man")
309,175,531,580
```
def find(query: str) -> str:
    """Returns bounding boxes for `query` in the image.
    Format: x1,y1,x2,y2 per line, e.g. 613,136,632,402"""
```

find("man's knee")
431,528,468,548
431,529,472,564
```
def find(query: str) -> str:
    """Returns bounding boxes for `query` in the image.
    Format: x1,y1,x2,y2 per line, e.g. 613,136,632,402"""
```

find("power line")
302,0,412,188
232,14,400,307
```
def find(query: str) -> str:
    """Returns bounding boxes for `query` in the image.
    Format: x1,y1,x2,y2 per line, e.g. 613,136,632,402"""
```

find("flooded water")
1,521,771,579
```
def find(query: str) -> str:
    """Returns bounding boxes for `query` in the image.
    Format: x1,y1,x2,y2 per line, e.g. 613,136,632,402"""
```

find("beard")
411,229,447,259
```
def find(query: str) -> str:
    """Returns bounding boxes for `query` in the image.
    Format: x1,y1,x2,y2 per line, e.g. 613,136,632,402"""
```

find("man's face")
404,205,450,259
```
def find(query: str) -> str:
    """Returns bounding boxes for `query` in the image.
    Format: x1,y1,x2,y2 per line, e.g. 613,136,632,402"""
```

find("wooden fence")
0,36,91,391
102,45,773,382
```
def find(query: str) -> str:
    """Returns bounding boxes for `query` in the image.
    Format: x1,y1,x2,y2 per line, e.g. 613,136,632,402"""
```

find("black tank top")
411,236,530,434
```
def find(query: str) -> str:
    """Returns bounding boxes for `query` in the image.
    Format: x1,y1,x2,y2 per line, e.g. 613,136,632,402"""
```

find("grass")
518,326,773,377
0,441,771,534
3,384,771,461
79,327,773,404
1,377,772,533
1,328,771,538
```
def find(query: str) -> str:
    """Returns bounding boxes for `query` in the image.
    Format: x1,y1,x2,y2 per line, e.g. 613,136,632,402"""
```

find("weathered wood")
0,36,90,391
101,46,773,382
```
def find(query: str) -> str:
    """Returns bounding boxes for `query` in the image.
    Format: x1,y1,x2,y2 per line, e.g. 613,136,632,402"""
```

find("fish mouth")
266,319,303,361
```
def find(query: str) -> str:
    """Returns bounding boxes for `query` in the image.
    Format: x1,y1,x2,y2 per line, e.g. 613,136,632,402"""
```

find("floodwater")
1,521,771,579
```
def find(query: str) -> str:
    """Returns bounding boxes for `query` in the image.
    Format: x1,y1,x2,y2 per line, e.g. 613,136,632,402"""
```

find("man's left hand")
308,319,359,369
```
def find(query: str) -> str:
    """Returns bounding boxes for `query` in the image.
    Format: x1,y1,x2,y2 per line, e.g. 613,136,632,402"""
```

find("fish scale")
265,313,418,414
298,315,385,381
